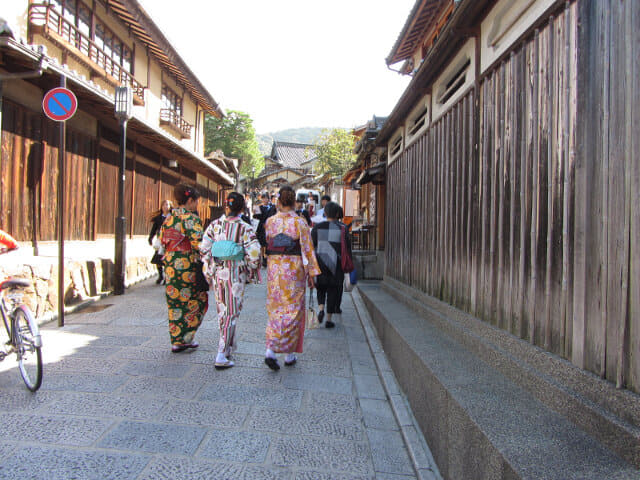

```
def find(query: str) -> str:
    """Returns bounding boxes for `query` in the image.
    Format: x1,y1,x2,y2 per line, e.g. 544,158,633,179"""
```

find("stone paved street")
0,277,429,480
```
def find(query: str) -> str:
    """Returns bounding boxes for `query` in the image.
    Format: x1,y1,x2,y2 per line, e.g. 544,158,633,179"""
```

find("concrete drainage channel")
350,287,442,480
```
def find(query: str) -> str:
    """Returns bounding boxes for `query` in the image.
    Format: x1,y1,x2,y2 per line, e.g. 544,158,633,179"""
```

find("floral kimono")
265,211,321,353
201,215,261,356
161,207,208,346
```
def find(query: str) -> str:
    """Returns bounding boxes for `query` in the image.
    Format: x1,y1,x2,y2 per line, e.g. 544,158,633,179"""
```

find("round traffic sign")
43,87,78,122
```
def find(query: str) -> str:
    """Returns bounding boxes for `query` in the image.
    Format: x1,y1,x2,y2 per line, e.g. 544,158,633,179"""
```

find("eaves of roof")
0,37,233,185
113,0,224,118
377,0,495,145
386,0,452,66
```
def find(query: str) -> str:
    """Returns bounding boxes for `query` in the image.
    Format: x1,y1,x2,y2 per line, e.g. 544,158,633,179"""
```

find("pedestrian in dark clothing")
311,202,352,328
148,199,172,284
254,192,277,267
295,198,312,226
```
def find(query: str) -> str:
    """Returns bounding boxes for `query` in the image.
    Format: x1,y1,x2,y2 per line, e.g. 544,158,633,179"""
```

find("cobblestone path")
0,278,421,479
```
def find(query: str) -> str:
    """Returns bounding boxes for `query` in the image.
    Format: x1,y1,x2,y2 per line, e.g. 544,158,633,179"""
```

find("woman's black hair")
337,205,344,220
324,201,341,219
174,183,201,205
321,194,331,202
225,191,245,215
278,185,296,207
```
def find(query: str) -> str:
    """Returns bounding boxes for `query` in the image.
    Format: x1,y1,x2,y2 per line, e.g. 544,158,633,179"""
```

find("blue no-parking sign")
42,87,77,122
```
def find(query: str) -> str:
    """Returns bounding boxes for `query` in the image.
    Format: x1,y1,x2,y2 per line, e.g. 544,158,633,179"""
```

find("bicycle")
0,271,43,392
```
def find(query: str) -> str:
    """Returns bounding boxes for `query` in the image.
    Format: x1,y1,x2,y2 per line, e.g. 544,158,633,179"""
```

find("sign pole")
57,75,66,327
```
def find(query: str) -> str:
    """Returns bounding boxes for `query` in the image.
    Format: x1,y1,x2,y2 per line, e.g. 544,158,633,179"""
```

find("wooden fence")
0,98,223,243
385,0,640,392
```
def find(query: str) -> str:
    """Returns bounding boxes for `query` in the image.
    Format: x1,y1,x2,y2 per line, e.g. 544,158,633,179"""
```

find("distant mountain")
257,127,331,156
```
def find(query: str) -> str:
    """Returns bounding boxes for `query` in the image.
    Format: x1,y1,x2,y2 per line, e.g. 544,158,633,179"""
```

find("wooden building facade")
380,0,640,393
1,0,234,248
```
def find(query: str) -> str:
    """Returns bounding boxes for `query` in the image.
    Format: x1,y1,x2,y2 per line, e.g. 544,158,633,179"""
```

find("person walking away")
201,192,261,369
310,194,331,225
255,192,277,267
161,184,208,353
264,186,320,370
148,200,172,284
311,202,352,328
295,197,312,226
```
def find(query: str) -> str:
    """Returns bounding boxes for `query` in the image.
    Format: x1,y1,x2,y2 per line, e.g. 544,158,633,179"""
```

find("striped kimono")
265,211,321,353
201,215,261,355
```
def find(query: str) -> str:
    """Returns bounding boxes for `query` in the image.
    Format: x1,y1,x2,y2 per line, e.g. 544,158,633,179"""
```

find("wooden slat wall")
1,100,226,243
385,0,640,393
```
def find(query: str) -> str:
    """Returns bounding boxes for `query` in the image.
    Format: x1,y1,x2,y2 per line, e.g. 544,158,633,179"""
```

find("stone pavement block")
293,471,374,480
270,436,373,475
303,391,360,416
43,373,128,393
138,457,284,480
198,383,302,409
89,335,149,347
354,374,386,399
158,399,249,427
249,407,365,441
375,351,394,372
380,370,402,395
97,420,207,455
282,372,353,395
190,364,284,387
0,442,15,457
37,391,167,419
119,376,202,399
367,428,415,476
0,389,50,412
235,341,266,355
376,474,418,480
45,357,126,375
359,398,399,431
351,352,378,375
0,413,113,446
120,360,193,378
389,394,414,427
279,356,353,377
0,446,150,480
197,430,270,462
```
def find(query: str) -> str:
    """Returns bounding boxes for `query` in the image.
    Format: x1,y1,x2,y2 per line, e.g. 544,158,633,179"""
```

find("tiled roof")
271,141,317,169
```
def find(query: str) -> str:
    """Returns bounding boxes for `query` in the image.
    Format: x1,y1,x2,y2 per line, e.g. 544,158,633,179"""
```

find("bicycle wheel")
13,305,42,391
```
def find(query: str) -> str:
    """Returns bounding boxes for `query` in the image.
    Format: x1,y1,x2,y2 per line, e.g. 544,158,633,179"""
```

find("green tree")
312,128,357,178
204,110,264,178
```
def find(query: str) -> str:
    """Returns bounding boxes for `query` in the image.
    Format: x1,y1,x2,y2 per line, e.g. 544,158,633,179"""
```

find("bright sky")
137,0,414,134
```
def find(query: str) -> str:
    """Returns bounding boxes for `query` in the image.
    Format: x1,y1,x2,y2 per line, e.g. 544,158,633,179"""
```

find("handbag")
344,270,356,292
211,240,244,261
306,288,320,329
340,226,355,273
194,260,209,292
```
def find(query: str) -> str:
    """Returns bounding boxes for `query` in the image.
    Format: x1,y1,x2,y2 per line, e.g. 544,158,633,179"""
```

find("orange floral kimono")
265,211,321,353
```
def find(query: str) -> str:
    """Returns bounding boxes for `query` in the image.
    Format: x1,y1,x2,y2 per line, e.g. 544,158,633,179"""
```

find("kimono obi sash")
162,228,191,253
266,233,301,256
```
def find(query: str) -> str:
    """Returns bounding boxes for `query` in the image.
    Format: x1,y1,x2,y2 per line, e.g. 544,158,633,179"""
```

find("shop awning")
356,162,386,185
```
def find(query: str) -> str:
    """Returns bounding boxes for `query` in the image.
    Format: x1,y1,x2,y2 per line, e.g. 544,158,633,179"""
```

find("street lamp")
114,86,132,295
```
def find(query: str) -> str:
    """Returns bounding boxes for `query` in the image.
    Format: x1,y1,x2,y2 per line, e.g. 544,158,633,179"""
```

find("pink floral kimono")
265,211,321,353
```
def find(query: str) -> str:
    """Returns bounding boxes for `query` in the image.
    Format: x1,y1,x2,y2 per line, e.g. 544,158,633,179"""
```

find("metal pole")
114,119,127,295
57,75,66,326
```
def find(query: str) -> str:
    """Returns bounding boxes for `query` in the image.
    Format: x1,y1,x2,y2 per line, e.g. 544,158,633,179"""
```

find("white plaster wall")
431,38,475,122
405,93,431,146
387,127,405,166
481,0,555,73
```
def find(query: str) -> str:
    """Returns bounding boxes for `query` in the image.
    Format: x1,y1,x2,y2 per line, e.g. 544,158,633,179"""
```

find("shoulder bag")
340,226,355,273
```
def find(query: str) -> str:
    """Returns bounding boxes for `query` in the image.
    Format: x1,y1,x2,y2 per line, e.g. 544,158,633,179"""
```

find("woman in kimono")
201,192,261,369
161,184,208,353
264,186,321,370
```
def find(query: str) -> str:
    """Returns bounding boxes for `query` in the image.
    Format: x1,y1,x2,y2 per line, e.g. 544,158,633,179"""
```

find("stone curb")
350,286,443,480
